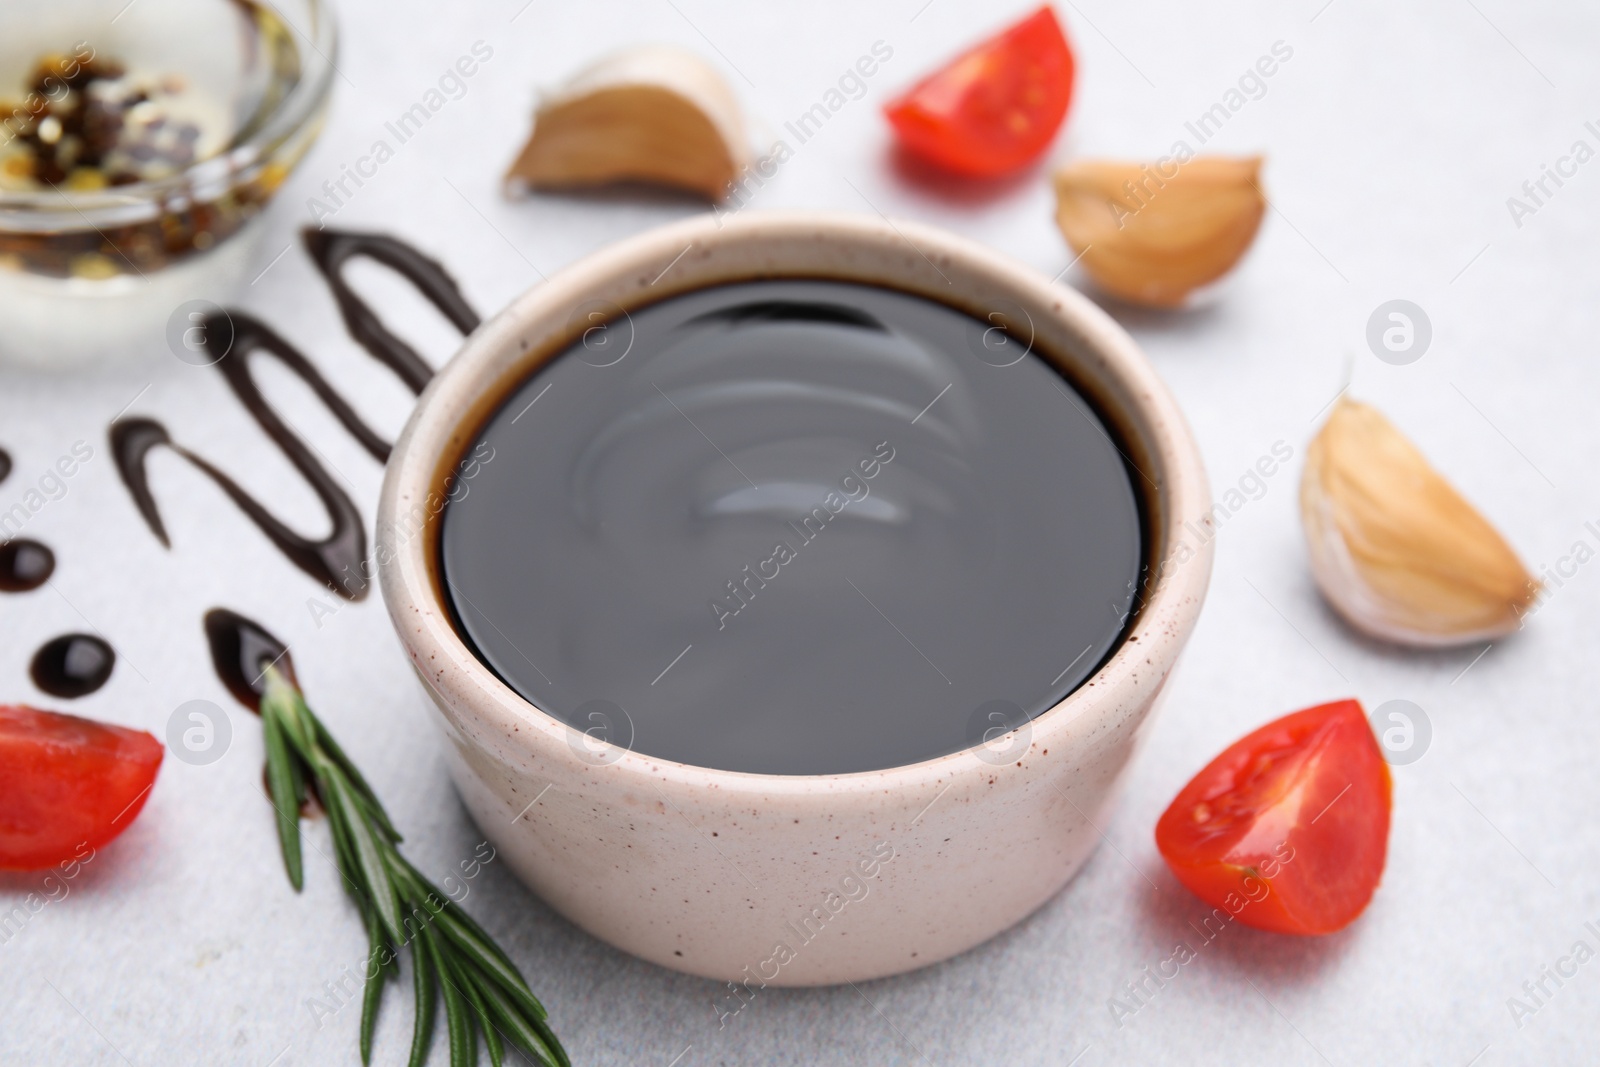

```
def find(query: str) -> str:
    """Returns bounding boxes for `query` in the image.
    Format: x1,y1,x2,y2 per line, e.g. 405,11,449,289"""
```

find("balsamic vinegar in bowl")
439,279,1142,775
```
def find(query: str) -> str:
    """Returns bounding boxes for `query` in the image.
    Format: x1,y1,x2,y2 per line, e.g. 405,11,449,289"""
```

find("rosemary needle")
258,663,568,1067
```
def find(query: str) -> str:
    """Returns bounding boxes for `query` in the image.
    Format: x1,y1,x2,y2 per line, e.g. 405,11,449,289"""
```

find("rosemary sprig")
259,663,568,1067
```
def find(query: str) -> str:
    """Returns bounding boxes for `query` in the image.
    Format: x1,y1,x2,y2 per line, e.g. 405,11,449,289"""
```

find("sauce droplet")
31,633,115,698
0,447,11,484
0,539,55,591
203,608,292,713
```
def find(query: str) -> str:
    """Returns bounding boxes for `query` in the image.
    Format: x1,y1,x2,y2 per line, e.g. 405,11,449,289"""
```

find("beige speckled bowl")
377,212,1213,986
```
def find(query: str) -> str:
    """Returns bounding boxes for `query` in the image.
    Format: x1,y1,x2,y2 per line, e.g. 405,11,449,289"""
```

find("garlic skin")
1052,156,1266,307
1300,399,1539,647
505,45,750,202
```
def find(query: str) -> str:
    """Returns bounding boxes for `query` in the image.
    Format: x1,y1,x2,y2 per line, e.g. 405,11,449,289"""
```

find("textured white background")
3,0,1598,1064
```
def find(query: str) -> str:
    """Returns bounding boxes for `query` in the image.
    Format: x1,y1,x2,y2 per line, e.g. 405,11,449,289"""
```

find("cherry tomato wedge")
884,6,1076,178
0,704,163,870
1155,699,1391,935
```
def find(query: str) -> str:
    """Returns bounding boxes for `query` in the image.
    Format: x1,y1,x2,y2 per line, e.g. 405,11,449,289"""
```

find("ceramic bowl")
377,211,1213,986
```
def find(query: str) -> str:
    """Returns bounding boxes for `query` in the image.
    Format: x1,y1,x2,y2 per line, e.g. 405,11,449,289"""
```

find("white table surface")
4,0,1598,1063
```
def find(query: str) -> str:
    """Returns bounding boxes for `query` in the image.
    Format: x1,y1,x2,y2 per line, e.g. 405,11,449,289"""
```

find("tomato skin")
1155,699,1391,935
0,704,163,870
885,6,1076,178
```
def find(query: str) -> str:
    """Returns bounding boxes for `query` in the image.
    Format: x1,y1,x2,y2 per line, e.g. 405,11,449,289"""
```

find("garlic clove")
1052,156,1266,307
505,45,750,202
1300,399,1539,647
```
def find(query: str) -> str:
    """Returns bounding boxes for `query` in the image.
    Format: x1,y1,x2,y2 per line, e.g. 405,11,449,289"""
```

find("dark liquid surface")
0,539,54,591
31,633,115,698
440,280,1142,776
203,608,293,713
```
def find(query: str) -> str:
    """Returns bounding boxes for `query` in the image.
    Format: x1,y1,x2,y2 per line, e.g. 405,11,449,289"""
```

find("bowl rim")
377,210,1214,797
0,0,338,226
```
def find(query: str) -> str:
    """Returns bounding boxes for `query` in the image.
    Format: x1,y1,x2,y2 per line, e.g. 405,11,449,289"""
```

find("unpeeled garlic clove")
504,45,750,202
1052,156,1266,307
1300,399,1539,647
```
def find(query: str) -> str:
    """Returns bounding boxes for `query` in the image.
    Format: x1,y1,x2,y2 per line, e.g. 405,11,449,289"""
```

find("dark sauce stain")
206,608,320,816
302,226,481,395
688,300,886,332
0,539,55,591
202,607,292,713
31,633,115,698
107,228,478,600
110,413,368,600
214,311,394,463
0,447,10,484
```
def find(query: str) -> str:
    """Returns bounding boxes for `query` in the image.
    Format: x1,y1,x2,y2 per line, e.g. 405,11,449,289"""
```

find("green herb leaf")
444,954,501,1067
360,905,387,1065
476,973,565,1067
236,662,566,1067
433,906,547,1022
482,1012,506,1067
260,702,304,891
409,919,438,1067
386,864,536,1011
324,788,361,889
423,924,476,1067
264,668,317,756
414,876,537,1005
326,763,404,942
311,712,401,842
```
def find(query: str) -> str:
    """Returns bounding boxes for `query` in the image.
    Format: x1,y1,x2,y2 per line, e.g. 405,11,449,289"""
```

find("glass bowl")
0,0,336,367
